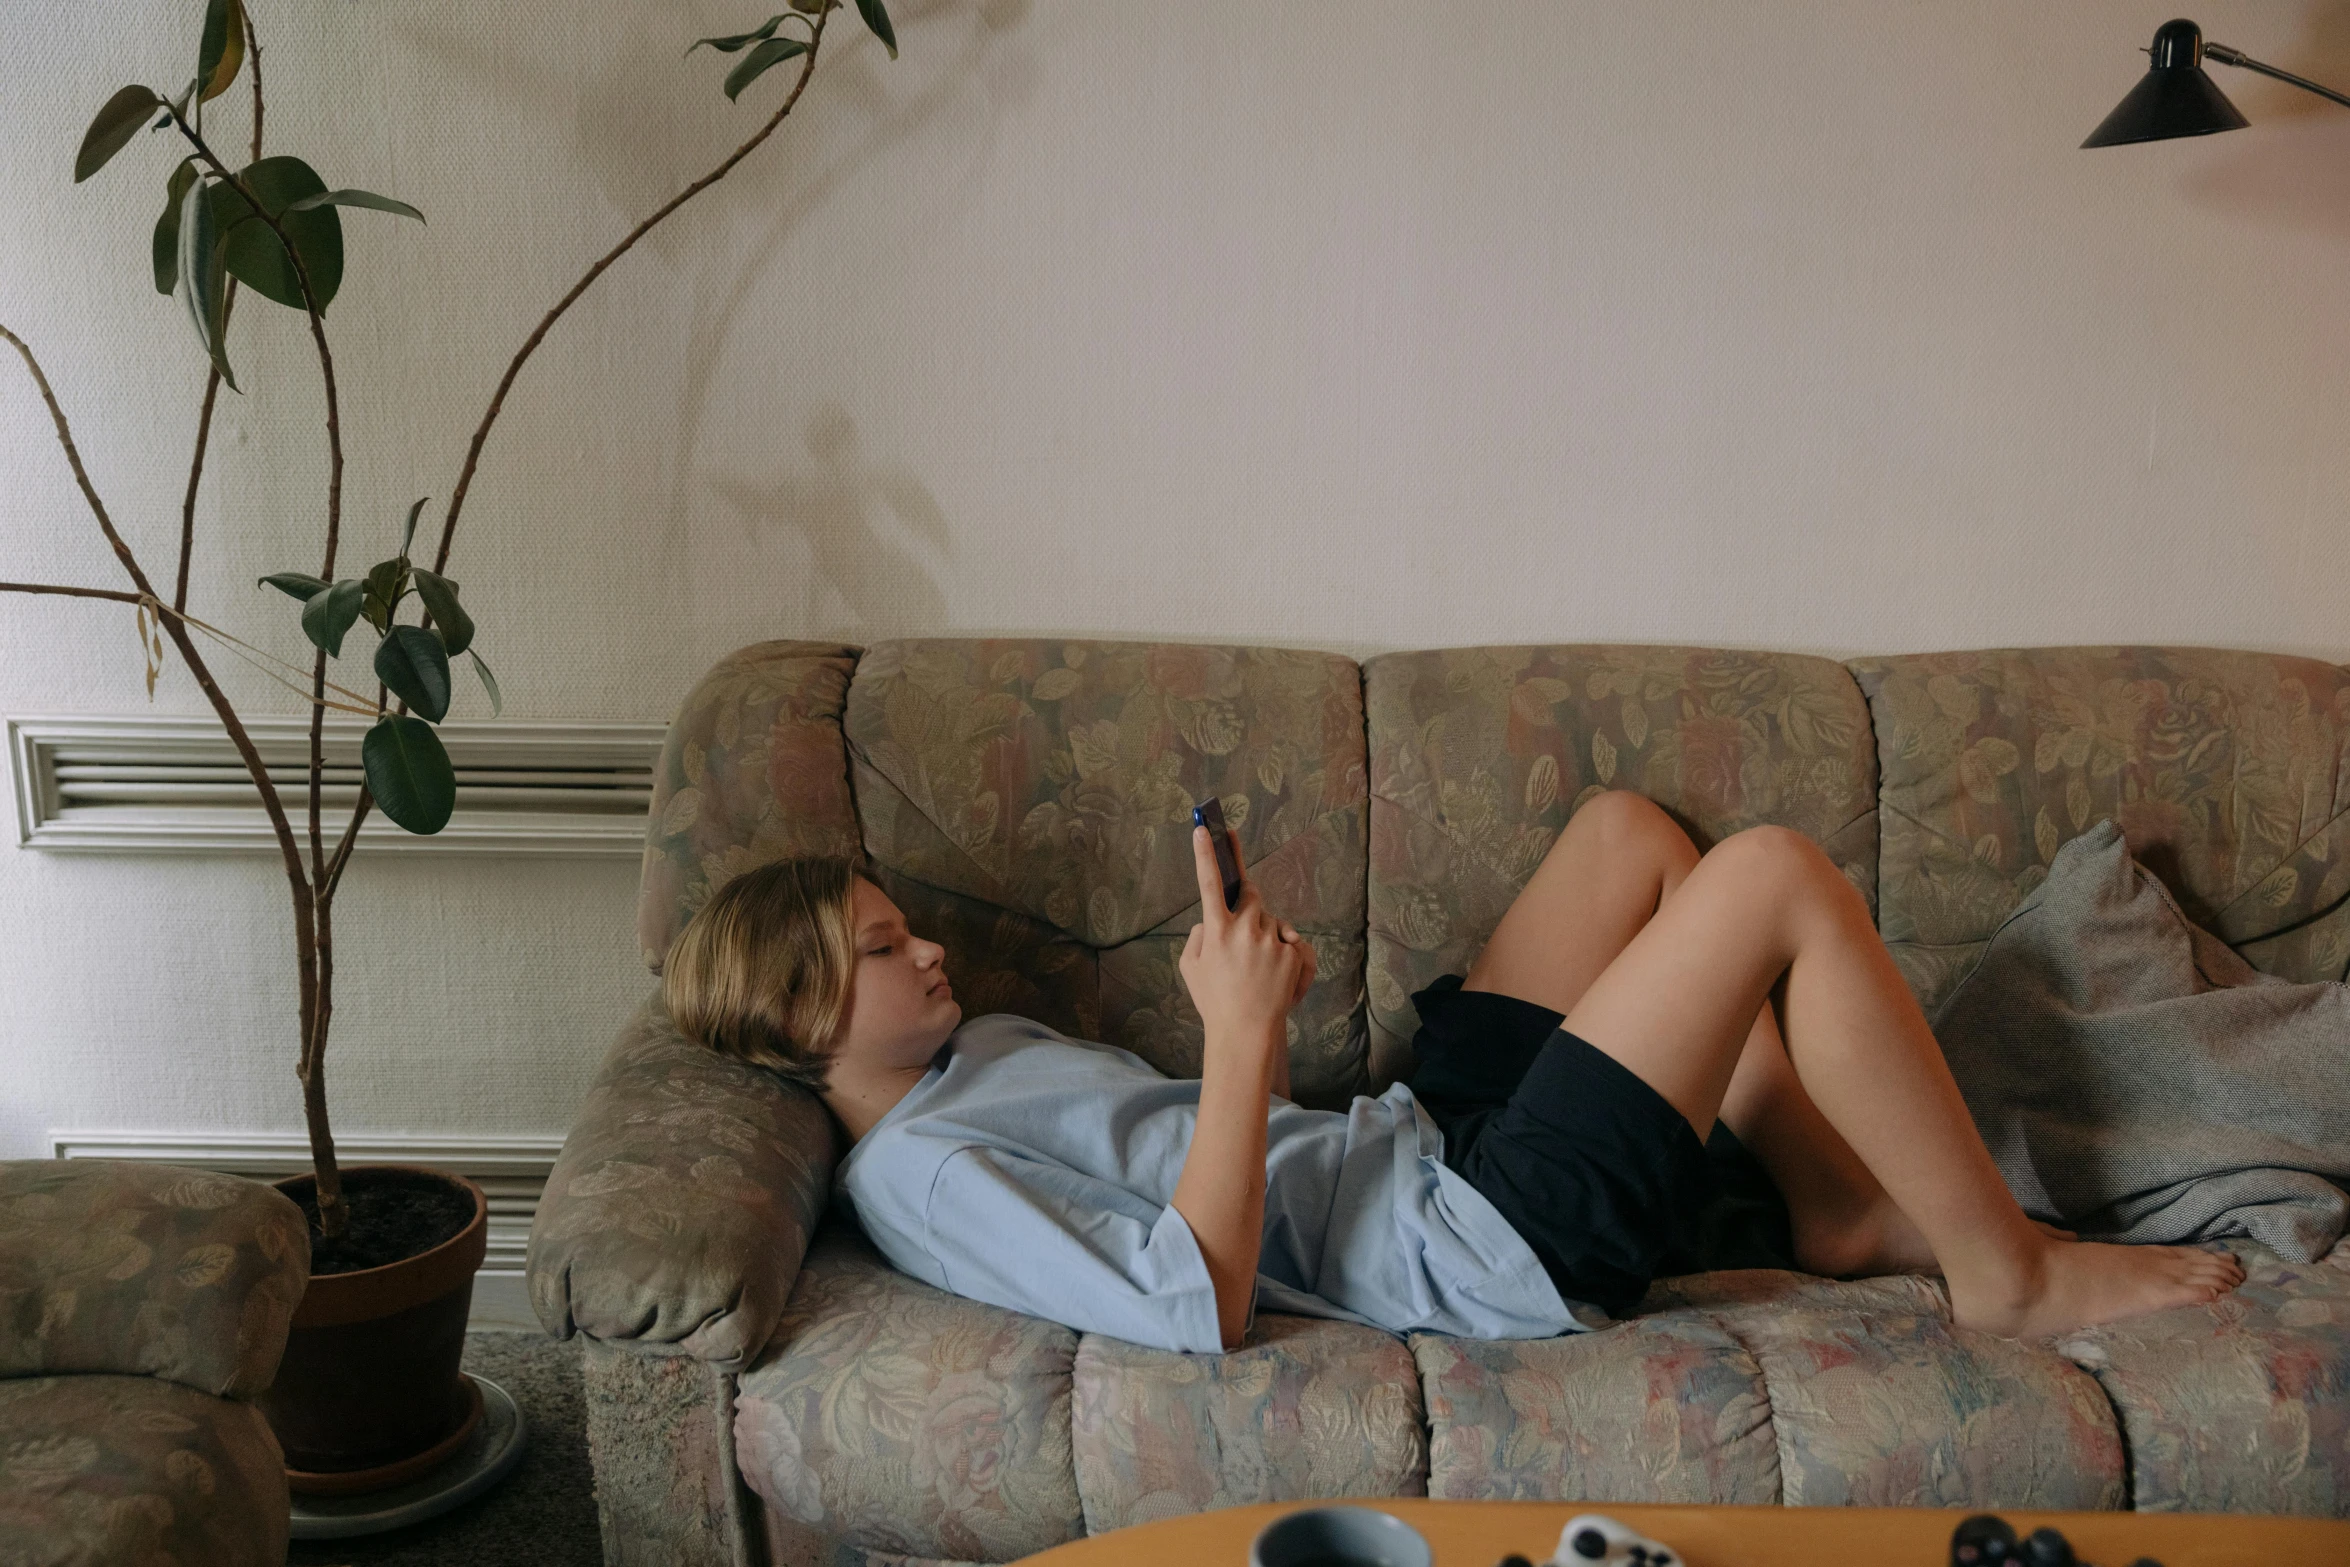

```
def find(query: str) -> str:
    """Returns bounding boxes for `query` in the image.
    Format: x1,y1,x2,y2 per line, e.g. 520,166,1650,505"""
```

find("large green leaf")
363,716,455,834
208,156,344,313
152,158,200,295
198,0,245,105
176,175,237,390
75,86,163,183
397,497,428,557
469,649,502,718
409,569,473,656
724,35,807,100
300,578,364,656
856,0,896,59
259,571,329,602
282,187,425,224
360,556,409,633
375,624,452,722
688,14,784,54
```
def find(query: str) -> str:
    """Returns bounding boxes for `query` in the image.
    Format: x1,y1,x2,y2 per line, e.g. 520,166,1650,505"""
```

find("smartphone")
1191,797,1245,911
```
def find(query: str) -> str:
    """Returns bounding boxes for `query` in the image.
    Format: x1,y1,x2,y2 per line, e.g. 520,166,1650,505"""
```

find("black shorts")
1404,973,1797,1319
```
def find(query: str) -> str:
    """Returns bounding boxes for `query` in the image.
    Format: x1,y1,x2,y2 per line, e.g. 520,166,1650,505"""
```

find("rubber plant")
3,0,897,1239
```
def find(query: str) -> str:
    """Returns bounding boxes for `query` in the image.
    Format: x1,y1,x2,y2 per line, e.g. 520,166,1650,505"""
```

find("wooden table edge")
1014,1497,2350,1567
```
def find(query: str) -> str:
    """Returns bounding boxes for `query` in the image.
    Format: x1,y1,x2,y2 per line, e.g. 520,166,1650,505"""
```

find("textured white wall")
5,1,2348,1155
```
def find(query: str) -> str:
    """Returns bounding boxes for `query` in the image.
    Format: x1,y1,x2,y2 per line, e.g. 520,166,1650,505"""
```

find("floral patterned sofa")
0,1159,309,1565
527,639,2350,1567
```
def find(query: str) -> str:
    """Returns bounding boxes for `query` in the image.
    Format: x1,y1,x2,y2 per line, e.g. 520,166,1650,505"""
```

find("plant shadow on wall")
709,401,954,631
2175,1,2350,238
397,0,1037,637
671,0,1034,637
3,0,903,1491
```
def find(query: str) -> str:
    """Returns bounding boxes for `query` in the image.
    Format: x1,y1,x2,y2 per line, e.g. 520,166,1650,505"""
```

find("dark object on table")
1949,1514,2163,1567
1556,1513,1679,1566
1497,1557,1535,1567
2022,1526,2077,1567
1951,1514,2019,1565
1246,1505,1432,1567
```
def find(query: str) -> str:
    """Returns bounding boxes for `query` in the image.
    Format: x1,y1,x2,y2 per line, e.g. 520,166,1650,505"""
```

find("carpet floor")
286,1328,601,1566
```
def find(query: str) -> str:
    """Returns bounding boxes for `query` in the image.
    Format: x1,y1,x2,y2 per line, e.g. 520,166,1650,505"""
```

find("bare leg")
1466,792,1931,1276
1556,823,2242,1338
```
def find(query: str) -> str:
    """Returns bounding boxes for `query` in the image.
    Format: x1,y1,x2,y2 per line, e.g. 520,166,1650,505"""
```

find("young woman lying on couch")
661,791,2243,1353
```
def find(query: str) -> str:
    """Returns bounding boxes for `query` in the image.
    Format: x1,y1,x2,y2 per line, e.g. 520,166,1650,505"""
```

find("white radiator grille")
9,715,666,856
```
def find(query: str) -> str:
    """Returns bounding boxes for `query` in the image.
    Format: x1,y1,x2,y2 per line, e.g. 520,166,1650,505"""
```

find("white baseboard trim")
50,1130,562,1331
466,1272,543,1333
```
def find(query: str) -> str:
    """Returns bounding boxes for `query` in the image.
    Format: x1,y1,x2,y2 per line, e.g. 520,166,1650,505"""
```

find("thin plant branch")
0,580,145,605
175,4,266,616
0,325,313,872
168,109,348,896
429,3,834,575
329,8,837,965
0,321,320,966
2,318,333,1220
322,784,372,903
175,304,233,614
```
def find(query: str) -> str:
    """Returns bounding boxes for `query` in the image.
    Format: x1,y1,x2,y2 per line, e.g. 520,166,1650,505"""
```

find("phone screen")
1192,798,1244,911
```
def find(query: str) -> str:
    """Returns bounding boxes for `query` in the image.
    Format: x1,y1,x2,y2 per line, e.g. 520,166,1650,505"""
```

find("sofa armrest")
528,988,840,1370
0,1160,308,1399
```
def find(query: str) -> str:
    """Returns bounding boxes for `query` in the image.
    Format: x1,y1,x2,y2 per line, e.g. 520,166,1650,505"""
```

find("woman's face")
829,876,961,1074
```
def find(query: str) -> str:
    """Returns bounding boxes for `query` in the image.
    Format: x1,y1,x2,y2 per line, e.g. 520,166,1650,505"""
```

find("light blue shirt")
832,1013,1598,1354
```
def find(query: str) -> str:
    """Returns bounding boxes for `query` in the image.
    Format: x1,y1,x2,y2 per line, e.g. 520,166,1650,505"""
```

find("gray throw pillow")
1931,818,2350,1261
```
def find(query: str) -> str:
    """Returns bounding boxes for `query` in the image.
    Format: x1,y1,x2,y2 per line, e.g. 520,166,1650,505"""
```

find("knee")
1565,790,1698,874
1706,824,1856,910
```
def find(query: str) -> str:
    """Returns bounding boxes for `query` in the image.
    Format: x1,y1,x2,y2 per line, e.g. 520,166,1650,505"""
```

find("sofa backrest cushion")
636,641,863,972
1364,646,1880,1086
845,640,1372,1105
1851,647,2350,1015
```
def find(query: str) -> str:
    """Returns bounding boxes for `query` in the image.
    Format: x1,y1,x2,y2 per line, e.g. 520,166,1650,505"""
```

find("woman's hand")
1170,818,1307,1347
1178,822,1313,1043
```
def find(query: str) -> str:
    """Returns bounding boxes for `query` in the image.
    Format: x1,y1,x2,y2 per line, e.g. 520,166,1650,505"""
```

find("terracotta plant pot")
261,1164,487,1494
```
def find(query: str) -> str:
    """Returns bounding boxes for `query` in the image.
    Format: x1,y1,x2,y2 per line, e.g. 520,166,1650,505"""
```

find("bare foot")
1949,1238,2246,1339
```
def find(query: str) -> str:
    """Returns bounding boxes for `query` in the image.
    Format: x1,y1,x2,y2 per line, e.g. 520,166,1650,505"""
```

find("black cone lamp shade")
2082,19,2250,147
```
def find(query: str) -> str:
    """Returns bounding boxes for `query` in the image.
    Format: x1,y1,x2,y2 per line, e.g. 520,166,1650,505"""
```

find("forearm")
1170,1022,1279,1349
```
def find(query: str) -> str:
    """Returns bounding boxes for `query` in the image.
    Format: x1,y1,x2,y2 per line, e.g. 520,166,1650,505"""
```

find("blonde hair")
662,856,861,1094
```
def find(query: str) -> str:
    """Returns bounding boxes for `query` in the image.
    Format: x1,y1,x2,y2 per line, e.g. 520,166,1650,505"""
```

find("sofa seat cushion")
1071,1312,1427,1532
1419,1270,2123,1510
1414,1299,1779,1503
0,1373,288,1567
1657,1272,2125,1509
735,1222,1083,1563
2052,1239,2350,1515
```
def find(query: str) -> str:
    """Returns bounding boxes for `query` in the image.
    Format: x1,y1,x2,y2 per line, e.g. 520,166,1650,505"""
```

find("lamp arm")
2203,42,2350,112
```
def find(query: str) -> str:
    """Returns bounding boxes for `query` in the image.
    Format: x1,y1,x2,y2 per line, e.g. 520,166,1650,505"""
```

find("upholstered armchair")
0,1158,309,1566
